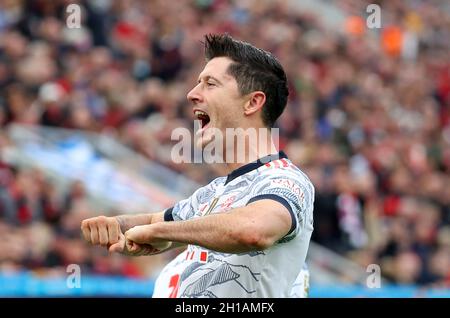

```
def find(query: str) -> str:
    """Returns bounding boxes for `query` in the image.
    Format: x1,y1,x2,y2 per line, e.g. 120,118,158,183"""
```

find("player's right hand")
81,216,160,256
81,216,121,247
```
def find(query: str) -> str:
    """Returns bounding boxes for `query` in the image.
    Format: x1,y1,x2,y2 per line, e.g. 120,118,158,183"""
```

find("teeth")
194,110,208,117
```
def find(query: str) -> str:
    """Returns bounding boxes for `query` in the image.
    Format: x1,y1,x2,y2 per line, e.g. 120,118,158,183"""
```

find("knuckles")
96,216,108,226
80,219,89,229
81,216,117,230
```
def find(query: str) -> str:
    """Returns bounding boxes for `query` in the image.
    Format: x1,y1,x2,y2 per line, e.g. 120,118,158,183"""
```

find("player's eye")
206,82,216,87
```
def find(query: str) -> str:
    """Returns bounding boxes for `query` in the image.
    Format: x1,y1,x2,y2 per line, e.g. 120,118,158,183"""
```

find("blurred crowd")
0,0,449,287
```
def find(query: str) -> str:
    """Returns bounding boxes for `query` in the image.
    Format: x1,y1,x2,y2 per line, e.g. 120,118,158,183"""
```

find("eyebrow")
197,75,223,85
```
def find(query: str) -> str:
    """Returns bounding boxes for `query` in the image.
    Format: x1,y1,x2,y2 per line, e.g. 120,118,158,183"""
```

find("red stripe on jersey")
200,251,207,262
281,158,289,167
273,160,280,168
265,162,272,168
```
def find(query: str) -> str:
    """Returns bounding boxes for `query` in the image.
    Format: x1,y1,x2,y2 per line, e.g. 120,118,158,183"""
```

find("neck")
224,137,278,173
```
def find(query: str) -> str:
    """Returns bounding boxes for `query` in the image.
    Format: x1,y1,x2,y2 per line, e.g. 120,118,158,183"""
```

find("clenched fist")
81,216,121,247
81,216,168,256
125,224,172,252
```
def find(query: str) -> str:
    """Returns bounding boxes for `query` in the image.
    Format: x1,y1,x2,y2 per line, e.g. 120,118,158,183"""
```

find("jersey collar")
225,151,288,185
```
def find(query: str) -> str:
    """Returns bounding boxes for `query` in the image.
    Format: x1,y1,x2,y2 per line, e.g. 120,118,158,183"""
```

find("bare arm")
125,199,293,253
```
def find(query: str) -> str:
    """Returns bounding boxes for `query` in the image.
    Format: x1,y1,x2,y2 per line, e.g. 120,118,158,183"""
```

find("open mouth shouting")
194,108,211,134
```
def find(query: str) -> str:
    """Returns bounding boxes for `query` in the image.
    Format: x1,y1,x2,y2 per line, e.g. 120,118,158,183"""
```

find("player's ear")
243,91,266,116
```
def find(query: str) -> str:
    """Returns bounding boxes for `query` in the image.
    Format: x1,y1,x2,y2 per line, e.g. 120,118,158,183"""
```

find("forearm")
125,200,291,254
142,211,272,253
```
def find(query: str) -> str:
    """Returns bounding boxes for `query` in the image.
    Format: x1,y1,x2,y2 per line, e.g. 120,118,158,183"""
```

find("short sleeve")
164,178,223,222
165,196,196,221
246,173,312,242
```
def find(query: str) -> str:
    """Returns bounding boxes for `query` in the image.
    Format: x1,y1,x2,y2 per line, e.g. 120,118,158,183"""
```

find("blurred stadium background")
0,0,449,297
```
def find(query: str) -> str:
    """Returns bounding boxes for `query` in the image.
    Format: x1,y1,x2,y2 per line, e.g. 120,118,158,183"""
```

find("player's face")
187,57,247,149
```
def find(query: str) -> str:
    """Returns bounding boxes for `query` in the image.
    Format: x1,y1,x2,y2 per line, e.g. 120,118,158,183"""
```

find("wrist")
115,215,128,233
115,214,153,233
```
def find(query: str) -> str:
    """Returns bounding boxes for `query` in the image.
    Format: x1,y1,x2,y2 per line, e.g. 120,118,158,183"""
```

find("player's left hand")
108,232,163,256
125,224,172,252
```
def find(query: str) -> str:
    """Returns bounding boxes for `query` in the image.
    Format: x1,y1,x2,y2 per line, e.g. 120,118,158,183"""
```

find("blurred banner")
1,271,450,298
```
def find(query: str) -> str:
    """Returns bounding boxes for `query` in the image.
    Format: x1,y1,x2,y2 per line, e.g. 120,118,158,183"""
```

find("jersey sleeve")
246,171,314,242
164,193,197,222
163,184,213,221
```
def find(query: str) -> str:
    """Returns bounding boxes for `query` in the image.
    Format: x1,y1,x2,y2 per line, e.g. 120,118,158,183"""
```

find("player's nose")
187,83,203,104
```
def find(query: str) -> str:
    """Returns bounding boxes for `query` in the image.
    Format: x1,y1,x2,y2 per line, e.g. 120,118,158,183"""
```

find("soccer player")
81,34,315,298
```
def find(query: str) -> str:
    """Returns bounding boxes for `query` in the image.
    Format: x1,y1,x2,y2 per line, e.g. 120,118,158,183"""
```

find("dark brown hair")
204,34,289,128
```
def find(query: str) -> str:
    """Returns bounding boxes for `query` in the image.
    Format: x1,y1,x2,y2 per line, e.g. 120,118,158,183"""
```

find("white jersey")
153,152,314,298
154,253,311,298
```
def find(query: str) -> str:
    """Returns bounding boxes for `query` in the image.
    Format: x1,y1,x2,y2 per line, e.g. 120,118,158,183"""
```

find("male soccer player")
81,34,314,298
